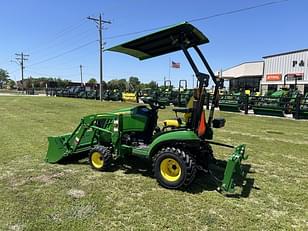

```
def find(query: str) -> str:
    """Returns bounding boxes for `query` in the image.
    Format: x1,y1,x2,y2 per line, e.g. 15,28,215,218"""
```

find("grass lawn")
0,96,307,230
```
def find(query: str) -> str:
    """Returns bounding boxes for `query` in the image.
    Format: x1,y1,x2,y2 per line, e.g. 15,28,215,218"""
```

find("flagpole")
168,57,171,80
192,74,195,89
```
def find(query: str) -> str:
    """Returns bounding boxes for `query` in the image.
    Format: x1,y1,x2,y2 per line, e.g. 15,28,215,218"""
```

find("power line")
27,40,97,67
8,68,20,75
25,68,78,79
105,0,289,41
189,0,289,23
27,20,88,54
29,27,94,56
13,0,289,79
53,20,88,38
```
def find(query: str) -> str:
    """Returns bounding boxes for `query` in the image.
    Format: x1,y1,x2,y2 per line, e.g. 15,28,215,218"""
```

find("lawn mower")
46,22,248,192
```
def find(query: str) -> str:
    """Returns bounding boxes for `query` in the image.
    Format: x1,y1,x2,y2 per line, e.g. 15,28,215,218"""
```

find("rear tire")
152,147,196,189
89,146,112,171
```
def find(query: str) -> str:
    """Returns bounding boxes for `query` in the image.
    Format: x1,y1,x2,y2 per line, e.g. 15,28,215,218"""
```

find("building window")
229,76,262,93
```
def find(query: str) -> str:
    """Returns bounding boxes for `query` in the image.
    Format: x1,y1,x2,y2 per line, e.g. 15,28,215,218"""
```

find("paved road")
0,93,46,96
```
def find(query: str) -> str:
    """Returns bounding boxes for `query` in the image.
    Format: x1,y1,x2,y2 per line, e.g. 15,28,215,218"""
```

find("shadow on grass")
121,157,257,198
58,153,153,176
58,154,257,197
188,160,257,198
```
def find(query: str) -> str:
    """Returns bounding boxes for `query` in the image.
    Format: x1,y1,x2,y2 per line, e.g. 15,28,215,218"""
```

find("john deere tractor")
46,22,248,192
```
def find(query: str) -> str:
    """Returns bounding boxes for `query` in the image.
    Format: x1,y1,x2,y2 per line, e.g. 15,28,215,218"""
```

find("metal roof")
218,61,264,79
263,48,308,59
106,22,209,60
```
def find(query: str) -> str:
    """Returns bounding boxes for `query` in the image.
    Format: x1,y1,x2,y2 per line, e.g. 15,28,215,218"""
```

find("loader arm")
46,114,117,163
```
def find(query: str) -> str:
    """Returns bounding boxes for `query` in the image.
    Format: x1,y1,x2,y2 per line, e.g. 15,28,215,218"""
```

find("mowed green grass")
0,96,307,231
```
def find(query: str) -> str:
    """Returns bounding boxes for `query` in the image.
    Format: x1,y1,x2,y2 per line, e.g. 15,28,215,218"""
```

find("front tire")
153,147,196,189
89,146,112,171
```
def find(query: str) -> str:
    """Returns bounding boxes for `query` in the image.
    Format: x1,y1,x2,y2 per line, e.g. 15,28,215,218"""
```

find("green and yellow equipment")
253,88,300,117
122,92,137,103
172,80,194,107
46,22,249,192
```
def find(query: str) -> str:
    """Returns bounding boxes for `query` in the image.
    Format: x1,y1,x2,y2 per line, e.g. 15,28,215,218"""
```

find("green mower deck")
253,106,284,117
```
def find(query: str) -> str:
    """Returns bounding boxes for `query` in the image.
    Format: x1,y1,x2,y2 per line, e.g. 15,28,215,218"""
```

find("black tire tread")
89,145,112,171
152,147,197,189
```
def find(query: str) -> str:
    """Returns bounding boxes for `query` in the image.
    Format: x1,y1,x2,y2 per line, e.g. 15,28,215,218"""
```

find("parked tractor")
158,80,175,105
172,80,193,107
46,22,248,192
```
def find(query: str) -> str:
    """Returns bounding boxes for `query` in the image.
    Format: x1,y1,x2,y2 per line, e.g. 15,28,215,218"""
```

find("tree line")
0,68,158,91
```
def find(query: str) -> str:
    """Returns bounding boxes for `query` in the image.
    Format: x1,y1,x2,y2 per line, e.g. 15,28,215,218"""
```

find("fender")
148,130,200,157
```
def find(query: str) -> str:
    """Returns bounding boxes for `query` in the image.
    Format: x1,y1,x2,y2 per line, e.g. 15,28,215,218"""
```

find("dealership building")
221,49,308,95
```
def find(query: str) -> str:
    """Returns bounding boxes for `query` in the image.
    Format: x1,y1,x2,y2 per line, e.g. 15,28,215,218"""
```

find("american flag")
171,61,180,68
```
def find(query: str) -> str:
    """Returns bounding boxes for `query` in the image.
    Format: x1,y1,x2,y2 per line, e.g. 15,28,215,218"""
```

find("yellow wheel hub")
160,158,182,182
91,152,104,169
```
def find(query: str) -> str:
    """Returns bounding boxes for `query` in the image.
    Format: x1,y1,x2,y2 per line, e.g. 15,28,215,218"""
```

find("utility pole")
80,65,83,86
192,74,195,89
15,52,29,93
87,13,111,101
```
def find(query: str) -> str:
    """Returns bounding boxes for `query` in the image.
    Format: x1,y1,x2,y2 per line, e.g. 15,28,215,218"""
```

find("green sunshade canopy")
106,22,209,60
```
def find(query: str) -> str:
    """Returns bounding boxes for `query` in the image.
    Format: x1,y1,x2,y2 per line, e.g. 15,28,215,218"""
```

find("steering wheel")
142,97,166,109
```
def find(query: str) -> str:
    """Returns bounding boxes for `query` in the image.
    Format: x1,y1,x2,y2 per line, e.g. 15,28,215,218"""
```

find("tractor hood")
106,22,209,60
111,105,146,115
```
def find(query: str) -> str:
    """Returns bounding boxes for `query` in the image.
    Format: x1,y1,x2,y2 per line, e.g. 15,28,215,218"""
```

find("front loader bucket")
46,134,71,163
221,144,248,193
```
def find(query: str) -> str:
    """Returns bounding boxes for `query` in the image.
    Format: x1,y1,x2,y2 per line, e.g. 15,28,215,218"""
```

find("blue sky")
0,0,307,87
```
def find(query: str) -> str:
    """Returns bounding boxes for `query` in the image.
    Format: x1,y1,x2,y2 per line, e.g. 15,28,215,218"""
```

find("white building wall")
262,50,308,85
222,61,264,78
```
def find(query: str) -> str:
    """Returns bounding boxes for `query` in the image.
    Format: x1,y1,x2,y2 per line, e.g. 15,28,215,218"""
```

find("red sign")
266,74,282,81
285,73,304,81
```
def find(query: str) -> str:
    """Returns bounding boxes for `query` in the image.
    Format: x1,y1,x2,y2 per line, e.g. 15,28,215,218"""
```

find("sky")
0,0,307,88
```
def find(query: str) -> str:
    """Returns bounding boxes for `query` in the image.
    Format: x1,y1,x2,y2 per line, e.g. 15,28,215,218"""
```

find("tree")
117,79,127,91
0,68,9,82
147,81,158,89
101,81,107,90
129,76,140,90
88,78,97,84
7,79,16,89
23,78,32,89
107,79,127,91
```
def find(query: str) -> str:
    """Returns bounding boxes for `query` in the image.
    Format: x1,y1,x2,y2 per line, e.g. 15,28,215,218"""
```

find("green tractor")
158,80,174,105
172,80,193,107
46,22,248,192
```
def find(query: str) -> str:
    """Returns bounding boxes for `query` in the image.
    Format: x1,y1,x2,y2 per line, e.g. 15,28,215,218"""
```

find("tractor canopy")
106,22,209,60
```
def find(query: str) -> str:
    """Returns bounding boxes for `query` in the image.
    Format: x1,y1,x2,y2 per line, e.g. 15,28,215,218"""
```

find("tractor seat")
162,108,193,131
173,107,193,113
163,118,182,129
